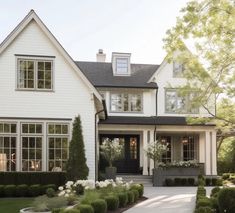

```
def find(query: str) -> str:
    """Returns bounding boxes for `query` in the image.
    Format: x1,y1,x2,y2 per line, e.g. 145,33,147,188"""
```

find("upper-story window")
173,62,184,78
116,58,128,74
165,89,199,114
112,53,131,76
17,59,53,90
110,93,142,112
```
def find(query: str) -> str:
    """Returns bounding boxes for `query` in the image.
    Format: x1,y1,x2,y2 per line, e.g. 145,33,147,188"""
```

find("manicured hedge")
217,188,235,213
0,172,66,186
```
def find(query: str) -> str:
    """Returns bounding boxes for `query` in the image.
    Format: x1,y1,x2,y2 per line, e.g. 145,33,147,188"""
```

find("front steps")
117,175,153,187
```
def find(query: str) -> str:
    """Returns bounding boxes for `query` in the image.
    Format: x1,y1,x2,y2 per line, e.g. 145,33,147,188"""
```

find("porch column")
205,131,211,175
142,130,148,175
211,131,217,175
149,129,154,175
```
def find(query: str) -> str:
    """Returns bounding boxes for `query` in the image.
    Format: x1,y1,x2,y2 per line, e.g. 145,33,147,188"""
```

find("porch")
98,123,217,176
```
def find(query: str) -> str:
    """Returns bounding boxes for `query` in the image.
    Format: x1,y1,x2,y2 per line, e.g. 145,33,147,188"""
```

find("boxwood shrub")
16,184,28,197
117,192,128,207
77,204,94,213
181,178,187,186
131,189,139,202
105,195,119,211
196,197,212,209
28,184,41,197
210,186,221,197
0,185,4,197
188,178,195,186
4,184,16,197
174,178,181,186
205,178,211,186
130,184,144,197
127,191,134,204
0,172,66,186
165,178,174,186
91,199,107,213
195,206,213,213
217,188,235,213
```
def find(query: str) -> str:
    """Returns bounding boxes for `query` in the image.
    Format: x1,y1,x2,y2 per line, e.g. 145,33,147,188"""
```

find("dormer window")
173,61,184,77
116,58,128,74
112,52,131,76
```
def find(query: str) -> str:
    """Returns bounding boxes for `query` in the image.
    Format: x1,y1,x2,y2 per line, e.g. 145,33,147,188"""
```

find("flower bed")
20,178,144,213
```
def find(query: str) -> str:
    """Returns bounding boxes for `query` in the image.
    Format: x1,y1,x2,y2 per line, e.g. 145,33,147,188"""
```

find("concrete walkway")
125,187,197,213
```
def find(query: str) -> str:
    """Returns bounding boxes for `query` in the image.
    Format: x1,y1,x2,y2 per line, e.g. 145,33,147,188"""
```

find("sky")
0,0,190,64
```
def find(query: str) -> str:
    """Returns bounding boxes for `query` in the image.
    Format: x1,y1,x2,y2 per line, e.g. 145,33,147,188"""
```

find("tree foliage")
66,116,89,181
163,0,235,146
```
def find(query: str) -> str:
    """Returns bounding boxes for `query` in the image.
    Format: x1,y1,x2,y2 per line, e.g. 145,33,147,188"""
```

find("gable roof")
0,10,103,104
76,61,159,89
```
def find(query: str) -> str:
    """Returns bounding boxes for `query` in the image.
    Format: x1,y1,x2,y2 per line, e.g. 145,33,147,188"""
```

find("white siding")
153,61,215,117
0,20,96,179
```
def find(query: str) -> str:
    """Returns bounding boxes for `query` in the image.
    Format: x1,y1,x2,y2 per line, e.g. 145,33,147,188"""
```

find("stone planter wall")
153,164,204,186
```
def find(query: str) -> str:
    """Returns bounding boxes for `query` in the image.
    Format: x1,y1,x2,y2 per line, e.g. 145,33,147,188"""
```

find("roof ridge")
75,61,159,66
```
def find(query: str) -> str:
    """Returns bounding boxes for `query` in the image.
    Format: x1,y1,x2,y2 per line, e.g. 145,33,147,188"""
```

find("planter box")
105,167,117,180
153,166,202,186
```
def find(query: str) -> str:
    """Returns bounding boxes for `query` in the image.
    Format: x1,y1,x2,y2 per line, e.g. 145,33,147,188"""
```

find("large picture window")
47,123,69,171
17,59,53,90
110,93,142,112
0,123,17,171
21,123,43,171
165,89,199,114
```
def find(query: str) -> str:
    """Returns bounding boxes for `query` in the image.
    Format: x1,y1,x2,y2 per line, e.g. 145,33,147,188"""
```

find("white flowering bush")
159,160,199,168
100,138,124,167
145,140,168,168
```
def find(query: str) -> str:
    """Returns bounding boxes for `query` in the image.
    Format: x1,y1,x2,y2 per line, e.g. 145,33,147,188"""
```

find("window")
21,123,43,171
182,136,197,161
173,62,184,77
165,89,199,114
17,59,53,90
0,123,17,171
130,137,137,160
47,123,69,171
110,93,142,112
158,136,171,163
116,58,128,74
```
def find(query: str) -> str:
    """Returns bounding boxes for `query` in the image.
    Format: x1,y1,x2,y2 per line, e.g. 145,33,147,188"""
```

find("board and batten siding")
0,20,97,179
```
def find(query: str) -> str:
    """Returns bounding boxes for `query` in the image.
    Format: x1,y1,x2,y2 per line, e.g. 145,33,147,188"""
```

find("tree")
145,140,168,168
66,116,89,181
163,0,235,150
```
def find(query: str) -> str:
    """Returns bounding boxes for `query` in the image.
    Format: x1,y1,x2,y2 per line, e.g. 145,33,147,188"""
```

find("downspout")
94,100,107,181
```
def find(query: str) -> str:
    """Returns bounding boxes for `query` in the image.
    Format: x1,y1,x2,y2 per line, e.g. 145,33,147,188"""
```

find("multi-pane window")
47,124,69,171
173,62,184,77
18,59,53,90
182,136,197,161
116,58,128,74
165,89,199,114
158,136,171,163
0,123,17,171
110,93,142,112
21,123,43,171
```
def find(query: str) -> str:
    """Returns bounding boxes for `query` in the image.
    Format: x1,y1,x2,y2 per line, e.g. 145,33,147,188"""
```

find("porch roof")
99,116,216,126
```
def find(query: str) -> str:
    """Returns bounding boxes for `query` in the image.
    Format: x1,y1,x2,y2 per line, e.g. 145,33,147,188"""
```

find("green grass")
0,197,34,213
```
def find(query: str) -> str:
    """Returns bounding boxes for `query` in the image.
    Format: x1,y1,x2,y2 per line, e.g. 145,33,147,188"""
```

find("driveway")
125,187,197,213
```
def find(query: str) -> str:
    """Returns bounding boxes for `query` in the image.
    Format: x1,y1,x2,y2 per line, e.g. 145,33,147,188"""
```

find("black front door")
99,134,140,174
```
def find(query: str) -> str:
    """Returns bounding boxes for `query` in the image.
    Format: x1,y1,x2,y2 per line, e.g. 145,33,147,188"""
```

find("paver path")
125,187,197,213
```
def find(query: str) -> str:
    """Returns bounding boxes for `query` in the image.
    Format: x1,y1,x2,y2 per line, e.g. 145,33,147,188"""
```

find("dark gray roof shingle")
75,61,159,89
99,116,215,126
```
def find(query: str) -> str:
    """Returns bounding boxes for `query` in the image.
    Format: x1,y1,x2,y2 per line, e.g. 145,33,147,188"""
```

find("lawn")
0,197,34,213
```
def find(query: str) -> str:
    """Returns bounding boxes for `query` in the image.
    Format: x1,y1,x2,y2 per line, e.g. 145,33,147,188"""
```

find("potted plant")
145,140,168,186
100,138,124,180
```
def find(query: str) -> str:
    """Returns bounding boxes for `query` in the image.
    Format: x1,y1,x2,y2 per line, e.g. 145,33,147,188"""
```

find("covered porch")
98,121,217,176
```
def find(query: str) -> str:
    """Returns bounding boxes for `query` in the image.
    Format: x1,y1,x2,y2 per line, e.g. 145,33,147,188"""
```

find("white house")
0,11,217,180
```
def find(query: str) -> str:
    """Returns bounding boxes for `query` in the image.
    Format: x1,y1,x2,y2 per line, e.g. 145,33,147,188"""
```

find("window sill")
15,89,55,93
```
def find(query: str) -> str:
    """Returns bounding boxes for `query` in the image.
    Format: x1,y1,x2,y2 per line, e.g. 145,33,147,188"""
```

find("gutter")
94,100,107,181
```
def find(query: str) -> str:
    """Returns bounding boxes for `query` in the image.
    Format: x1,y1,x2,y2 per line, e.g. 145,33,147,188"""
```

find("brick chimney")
96,49,106,62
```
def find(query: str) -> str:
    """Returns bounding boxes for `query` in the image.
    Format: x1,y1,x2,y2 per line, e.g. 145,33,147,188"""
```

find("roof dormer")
112,52,131,76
